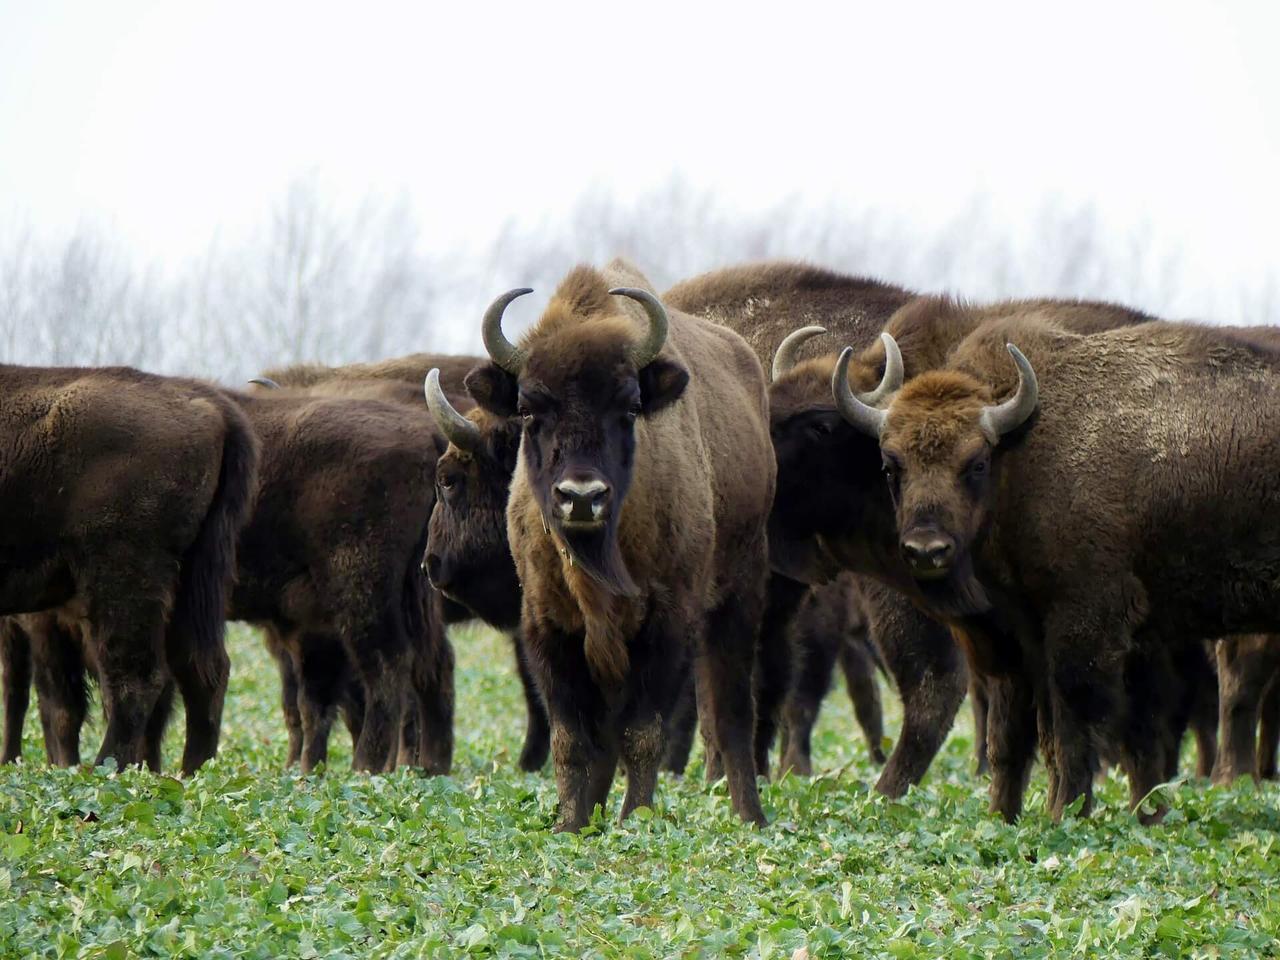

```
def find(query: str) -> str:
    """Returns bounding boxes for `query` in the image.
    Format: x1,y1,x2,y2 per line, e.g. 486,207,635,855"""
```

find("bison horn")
860,333,904,405
608,287,669,368
771,326,826,382
979,344,1039,439
424,369,482,453
832,347,888,438
482,288,534,374
248,377,281,389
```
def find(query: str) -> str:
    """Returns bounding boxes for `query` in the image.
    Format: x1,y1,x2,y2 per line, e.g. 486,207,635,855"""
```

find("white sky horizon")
2,0,1278,307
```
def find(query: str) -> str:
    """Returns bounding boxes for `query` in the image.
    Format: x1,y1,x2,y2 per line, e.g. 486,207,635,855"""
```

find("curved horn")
979,343,1039,439
771,326,826,382
859,332,904,405
481,288,534,373
832,347,887,438
248,377,281,389
424,369,482,453
608,287,669,368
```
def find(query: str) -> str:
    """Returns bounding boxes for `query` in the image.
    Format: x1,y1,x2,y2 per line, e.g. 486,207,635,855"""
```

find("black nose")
424,553,450,588
901,534,955,575
553,476,611,523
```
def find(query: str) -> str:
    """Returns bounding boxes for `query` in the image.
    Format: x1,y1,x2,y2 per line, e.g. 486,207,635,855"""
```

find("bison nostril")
553,477,611,522
901,535,956,573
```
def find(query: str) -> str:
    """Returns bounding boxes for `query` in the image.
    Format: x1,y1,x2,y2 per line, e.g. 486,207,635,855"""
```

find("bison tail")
168,395,261,688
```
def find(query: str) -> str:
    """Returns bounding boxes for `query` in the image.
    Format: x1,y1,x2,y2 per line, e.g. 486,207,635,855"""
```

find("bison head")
766,328,904,585
833,336,1038,615
465,280,689,596
422,369,524,629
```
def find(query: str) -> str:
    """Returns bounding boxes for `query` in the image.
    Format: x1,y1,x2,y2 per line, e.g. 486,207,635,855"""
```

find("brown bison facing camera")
835,316,1280,821
464,262,775,832
0,365,258,773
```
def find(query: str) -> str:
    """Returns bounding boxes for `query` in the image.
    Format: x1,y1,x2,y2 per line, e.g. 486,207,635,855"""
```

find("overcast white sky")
2,0,1278,292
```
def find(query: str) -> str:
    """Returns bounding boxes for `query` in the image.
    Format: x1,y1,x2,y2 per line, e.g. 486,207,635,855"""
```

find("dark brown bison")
464,261,775,831
259,359,551,772
1214,634,1280,783
0,366,258,773
833,313,1280,820
225,387,453,773
764,295,1155,817
666,263,970,793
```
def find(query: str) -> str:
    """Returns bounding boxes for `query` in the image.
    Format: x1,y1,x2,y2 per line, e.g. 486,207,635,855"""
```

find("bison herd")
2,257,1279,834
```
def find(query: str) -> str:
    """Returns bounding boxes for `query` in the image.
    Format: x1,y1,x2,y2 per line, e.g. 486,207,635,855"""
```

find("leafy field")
1,625,1279,958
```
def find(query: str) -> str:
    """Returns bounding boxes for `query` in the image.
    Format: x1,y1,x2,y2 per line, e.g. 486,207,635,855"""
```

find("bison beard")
553,514,641,601
914,554,992,619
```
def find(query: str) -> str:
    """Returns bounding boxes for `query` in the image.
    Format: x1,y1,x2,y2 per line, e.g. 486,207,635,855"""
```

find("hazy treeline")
1,177,1276,384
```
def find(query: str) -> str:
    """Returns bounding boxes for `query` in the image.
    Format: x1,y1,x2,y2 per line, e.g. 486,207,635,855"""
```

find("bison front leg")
511,630,550,772
346,619,409,774
701,581,768,828
985,672,1037,822
753,575,808,777
523,620,617,832
779,610,841,777
1043,603,1129,821
839,634,887,766
0,620,31,763
92,599,170,771
865,589,966,798
143,682,176,772
407,624,454,776
618,612,687,821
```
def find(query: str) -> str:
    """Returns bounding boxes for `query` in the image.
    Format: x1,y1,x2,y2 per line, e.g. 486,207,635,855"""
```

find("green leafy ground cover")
1,624,1278,958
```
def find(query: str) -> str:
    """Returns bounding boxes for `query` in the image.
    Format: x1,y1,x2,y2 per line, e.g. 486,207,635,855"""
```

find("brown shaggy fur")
0,365,259,774
261,353,481,398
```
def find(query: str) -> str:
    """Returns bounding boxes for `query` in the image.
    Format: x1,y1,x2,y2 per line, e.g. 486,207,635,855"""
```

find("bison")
462,261,775,831
832,312,1280,819
0,365,258,773
225,386,454,773
260,358,551,772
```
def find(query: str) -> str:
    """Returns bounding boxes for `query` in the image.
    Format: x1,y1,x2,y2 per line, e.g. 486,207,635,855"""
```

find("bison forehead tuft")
522,317,643,381
886,371,992,458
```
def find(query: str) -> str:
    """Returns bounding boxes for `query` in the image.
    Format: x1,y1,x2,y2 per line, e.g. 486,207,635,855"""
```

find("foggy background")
1,0,1277,382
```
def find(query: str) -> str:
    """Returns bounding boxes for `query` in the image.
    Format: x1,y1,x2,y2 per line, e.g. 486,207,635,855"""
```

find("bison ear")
638,359,689,416
465,363,518,417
